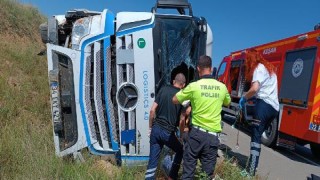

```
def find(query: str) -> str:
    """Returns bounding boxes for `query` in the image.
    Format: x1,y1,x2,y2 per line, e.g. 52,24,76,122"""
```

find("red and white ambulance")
216,24,320,158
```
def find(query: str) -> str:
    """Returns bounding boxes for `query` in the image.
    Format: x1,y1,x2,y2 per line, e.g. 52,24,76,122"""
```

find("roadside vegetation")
0,0,263,179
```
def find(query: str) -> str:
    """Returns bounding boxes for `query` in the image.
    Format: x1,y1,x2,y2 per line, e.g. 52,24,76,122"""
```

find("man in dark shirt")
145,73,186,180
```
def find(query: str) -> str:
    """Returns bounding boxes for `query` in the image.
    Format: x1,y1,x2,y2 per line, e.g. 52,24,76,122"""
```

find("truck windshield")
153,17,203,89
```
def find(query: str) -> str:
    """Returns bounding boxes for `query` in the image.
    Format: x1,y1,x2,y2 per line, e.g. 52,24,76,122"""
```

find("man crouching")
145,73,186,180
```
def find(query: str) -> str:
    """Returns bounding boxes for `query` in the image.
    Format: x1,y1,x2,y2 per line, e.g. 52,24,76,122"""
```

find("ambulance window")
230,61,241,91
230,67,240,91
229,60,244,96
217,62,226,78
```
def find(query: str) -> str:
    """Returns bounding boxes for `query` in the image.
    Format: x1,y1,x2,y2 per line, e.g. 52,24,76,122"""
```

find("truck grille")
94,49,108,142
118,62,136,154
106,46,119,142
82,42,119,150
85,55,98,141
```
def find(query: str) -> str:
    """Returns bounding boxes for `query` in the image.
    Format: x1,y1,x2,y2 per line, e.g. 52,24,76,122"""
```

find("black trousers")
182,127,219,179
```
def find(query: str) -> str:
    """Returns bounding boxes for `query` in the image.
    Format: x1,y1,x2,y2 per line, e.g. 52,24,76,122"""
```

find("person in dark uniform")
145,73,186,180
172,55,231,179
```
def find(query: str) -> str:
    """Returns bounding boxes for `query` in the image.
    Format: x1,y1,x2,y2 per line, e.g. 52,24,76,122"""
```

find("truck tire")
261,117,278,147
39,23,48,44
310,143,320,159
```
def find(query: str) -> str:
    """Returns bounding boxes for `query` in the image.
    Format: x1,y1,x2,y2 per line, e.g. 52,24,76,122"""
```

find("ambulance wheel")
310,143,320,159
261,117,278,147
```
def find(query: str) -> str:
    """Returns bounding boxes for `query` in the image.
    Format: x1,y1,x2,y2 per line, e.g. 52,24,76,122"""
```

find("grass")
0,0,265,179
0,36,147,179
215,157,252,180
0,0,45,42
0,1,147,179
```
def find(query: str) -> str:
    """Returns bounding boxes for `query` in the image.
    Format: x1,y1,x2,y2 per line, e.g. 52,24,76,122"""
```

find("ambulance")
216,24,320,158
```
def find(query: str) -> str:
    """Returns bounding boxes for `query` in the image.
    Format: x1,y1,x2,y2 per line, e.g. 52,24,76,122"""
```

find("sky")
20,0,320,68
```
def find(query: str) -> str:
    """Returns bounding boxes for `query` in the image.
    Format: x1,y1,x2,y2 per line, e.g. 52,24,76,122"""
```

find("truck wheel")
310,143,320,159
261,117,278,147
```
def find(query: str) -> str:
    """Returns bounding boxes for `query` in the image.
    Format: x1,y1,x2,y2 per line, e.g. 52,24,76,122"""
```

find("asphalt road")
221,116,320,180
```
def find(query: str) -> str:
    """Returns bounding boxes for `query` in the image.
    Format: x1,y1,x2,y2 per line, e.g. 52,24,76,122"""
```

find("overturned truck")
40,0,212,164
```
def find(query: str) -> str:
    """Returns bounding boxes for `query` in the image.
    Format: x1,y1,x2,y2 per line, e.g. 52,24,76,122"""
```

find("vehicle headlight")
71,17,91,49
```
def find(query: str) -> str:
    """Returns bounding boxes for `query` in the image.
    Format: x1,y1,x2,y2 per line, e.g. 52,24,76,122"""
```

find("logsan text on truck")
216,24,320,159
40,0,213,164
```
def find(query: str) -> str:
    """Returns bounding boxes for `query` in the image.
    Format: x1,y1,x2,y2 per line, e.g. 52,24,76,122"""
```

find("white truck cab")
40,0,213,165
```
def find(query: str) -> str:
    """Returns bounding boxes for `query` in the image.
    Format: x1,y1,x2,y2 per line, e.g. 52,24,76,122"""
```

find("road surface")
220,116,320,180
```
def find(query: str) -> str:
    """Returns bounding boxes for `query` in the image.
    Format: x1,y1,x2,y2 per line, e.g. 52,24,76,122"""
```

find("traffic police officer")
172,55,231,179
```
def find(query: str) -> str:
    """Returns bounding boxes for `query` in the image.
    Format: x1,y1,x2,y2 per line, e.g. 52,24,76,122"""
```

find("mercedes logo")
116,83,139,112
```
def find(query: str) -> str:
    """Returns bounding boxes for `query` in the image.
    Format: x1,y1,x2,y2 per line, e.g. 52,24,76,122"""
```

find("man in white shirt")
239,49,279,176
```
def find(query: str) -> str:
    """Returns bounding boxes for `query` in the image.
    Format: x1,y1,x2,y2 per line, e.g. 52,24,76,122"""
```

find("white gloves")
182,100,190,107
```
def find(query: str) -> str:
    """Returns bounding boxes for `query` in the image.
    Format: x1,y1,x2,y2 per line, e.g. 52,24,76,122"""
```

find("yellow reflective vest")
176,76,231,132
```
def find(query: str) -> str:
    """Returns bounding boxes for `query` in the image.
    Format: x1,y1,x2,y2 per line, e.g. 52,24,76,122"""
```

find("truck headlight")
71,17,91,49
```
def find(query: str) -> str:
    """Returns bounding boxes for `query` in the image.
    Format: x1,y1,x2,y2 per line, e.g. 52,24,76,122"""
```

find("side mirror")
212,67,217,79
314,23,320,30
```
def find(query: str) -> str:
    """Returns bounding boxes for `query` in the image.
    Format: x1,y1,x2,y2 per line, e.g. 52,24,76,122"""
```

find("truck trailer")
40,0,213,164
216,25,320,158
